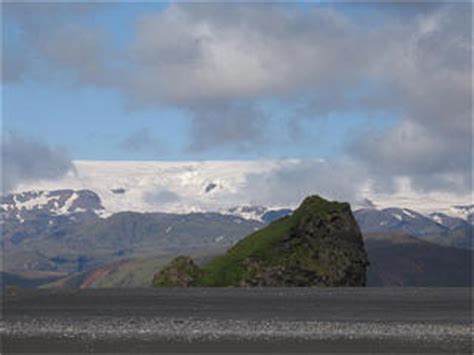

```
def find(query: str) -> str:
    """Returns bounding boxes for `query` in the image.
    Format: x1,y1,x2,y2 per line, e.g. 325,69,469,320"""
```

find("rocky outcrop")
153,195,369,287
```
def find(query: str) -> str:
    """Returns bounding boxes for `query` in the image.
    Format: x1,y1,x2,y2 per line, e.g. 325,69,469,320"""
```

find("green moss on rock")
153,195,369,287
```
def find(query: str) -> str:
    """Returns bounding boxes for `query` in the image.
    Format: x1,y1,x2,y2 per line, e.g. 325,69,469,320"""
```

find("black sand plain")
1,287,472,353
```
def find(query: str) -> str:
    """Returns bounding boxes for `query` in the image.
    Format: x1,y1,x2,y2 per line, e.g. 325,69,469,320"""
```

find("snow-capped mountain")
2,186,472,231
226,205,268,221
0,188,294,225
450,204,474,216
1,186,472,275
353,207,448,236
1,189,104,223
9,160,471,219
429,212,470,230
353,207,473,250
225,205,293,223
449,205,474,224
2,160,471,280
11,160,282,216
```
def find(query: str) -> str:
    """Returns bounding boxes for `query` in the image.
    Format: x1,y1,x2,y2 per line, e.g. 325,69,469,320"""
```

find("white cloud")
3,2,472,195
1,133,75,193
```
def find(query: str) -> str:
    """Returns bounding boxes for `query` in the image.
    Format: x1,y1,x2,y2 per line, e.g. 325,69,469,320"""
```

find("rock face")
153,195,369,287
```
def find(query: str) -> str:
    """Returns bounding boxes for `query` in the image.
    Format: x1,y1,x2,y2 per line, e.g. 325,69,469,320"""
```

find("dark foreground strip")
1,318,472,354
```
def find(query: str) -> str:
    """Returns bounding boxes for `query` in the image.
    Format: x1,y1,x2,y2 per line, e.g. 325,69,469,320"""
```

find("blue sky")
2,2,471,196
2,2,399,161
3,80,395,160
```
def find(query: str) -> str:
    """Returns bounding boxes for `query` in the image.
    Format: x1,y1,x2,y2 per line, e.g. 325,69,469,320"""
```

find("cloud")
358,198,377,209
3,3,472,195
145,189,181,206
1,133,74,194
350,120,472,194
347,4,472,194
118,3,377,151
1,49,28,82
129,4,472,194
188,103,267,151
39,25,110,85
118,128,162,154
240,159,369,207
2,2,109,86
125,4,369,106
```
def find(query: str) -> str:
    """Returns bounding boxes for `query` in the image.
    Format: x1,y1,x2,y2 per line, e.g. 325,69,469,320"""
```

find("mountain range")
1,189,472,288
2,188,472,229
11,160,471,217
1,189,263,272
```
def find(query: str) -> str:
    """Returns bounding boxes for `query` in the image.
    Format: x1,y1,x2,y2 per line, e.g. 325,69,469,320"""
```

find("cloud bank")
1,133,74,194
3,2,472,199
241,159,369,207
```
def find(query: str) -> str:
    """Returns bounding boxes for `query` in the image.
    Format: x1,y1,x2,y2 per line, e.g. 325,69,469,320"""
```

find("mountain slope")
3,209,263,273
354,208,473,250
429,212,470,230
354,207,447,236
365,233,473,287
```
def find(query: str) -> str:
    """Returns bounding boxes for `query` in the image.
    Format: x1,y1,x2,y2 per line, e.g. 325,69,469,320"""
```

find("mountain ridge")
3,188,472,226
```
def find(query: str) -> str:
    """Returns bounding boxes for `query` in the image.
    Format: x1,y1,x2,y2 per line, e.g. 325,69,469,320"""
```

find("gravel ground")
1,287,472,353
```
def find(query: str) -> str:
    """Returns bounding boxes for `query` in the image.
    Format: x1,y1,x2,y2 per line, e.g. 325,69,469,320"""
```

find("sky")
1,1,472,205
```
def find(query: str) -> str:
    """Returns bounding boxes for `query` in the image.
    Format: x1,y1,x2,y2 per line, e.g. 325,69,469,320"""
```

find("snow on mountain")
429,212,470,229
226,205,268,221
353,207,447,237
9,160,471,221
225,205,293,223
449,204,474,219
13,160,284,216
1,189,104,223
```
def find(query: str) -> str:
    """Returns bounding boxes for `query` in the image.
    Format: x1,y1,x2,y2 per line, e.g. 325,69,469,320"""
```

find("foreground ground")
1,288,472,353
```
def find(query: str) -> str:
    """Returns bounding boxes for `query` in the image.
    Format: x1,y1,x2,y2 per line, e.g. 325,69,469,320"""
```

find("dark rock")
111,188,126,194
204,183,217,193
